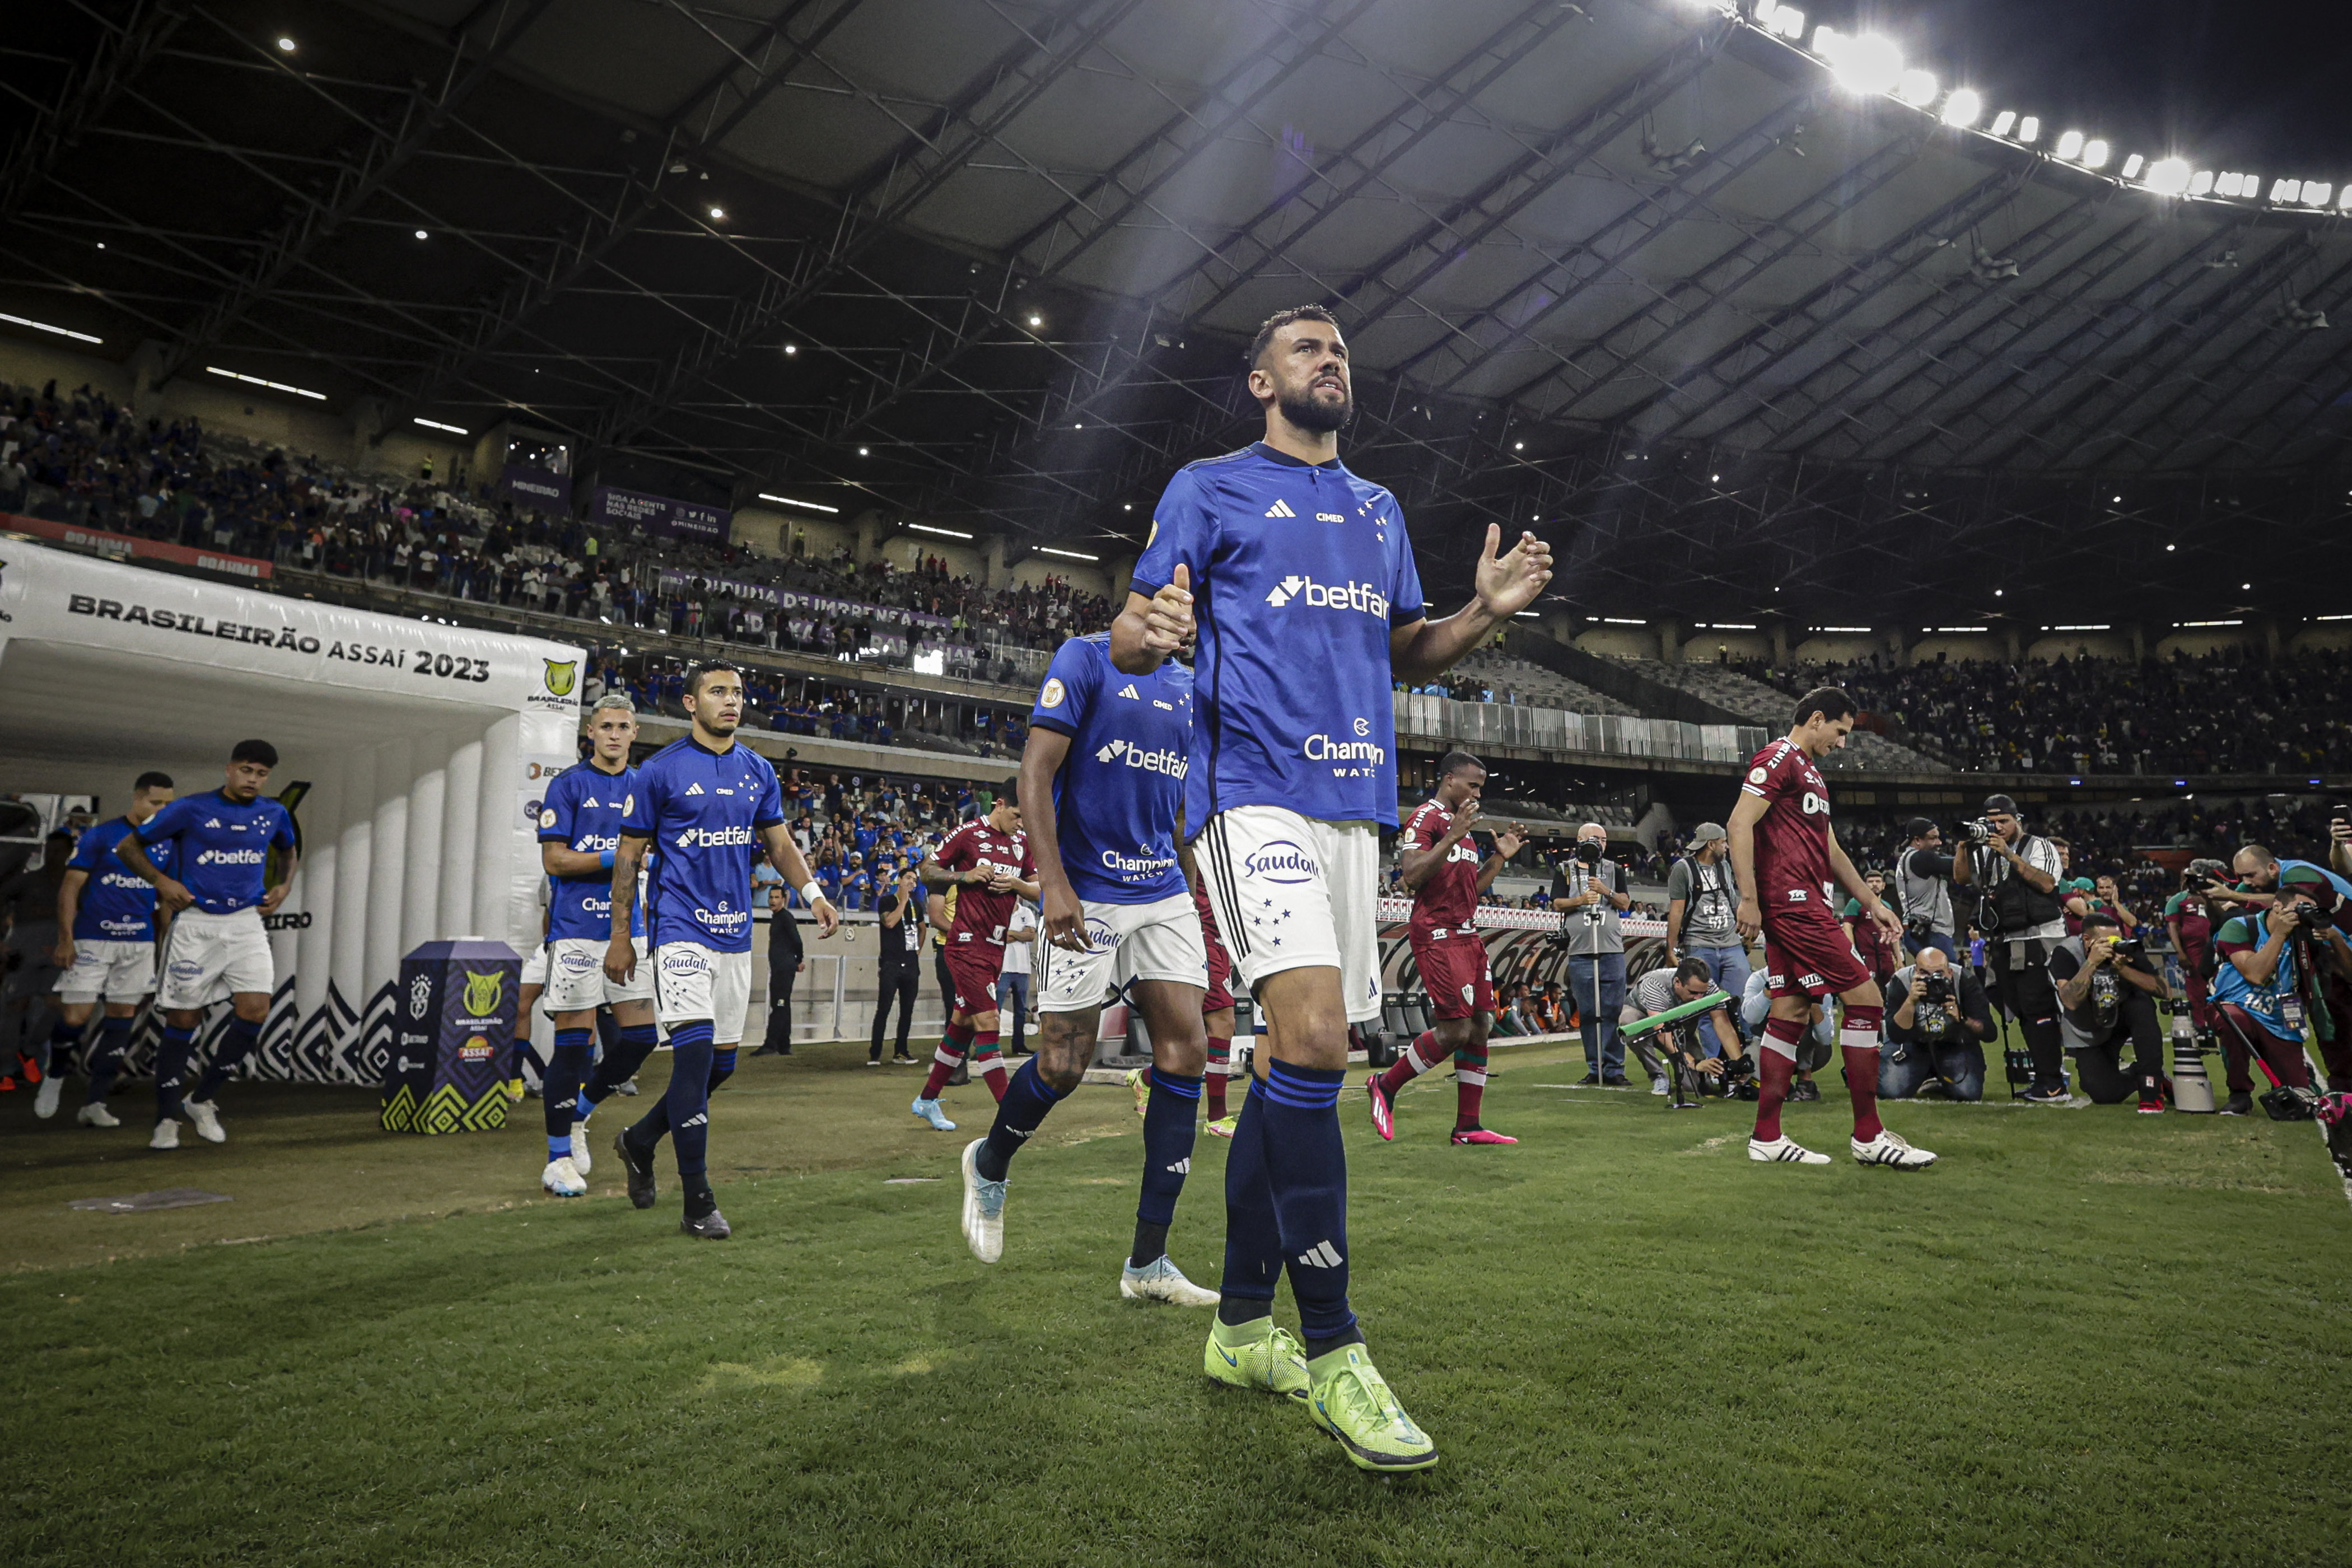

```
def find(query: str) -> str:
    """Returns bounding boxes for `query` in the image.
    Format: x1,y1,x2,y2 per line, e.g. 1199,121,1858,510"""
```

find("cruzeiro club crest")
461,970,505,1018
543,659,578,697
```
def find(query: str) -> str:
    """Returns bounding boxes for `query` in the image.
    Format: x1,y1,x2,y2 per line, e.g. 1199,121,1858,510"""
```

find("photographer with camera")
2211,866,2352,1113
1557,822,1634,1086
1893,819,1959,961
1665,823,1749,1040
2048,913,2167,1110
2164,861,2227,1057
1952,794,2070,1104
1631,957,1752,1099
1880,944,1996,1101
2222,847,2352,1091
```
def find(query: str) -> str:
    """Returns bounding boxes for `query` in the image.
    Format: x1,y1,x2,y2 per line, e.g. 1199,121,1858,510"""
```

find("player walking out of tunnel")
605,666,838,1238
1366,750,1524,1145
48,771,176,1127
956,629,1217,1306
1728,689,1936,1170
115,742,297,1149
911,796,1037,1131
1113,305,1551,1472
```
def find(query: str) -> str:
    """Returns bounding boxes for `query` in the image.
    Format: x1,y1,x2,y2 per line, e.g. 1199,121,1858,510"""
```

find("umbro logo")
1263,498,1297,519
685,783,705,795
1296,1239,1343,1268
1115,683,1140,700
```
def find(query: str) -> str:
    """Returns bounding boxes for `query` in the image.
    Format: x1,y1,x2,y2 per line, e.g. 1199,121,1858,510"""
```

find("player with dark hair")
44,771,175,1124
114,741,296,1149
912,792,1037,1130
606,665,838,1237
1728,690,1934,1169
955,628,1217,1305
1367,750,1524,1144
1113,302,1552,1472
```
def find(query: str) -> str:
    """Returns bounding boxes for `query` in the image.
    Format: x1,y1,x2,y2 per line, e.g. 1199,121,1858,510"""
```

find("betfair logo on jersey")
1263,575,1389,618
1093,738,1189,776
194,847,267,866
674,824,757,848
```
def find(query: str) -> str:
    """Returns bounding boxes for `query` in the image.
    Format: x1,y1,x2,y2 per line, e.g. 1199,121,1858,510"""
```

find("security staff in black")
1952,793,2069,1103
2049,913,2167,1109
755,885,805,1056
871,866,925,1066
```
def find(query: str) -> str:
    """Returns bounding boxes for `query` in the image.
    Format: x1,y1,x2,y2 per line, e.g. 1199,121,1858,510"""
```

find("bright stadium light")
277,36,296,52
2083,139,2110,169
908,522,972,540
413,228,428,240
2189,169,2215,195
2017,116,2040,142
2056,129,2084,160
2145,157,2190,193
1035,546,1099,562
1989,110,2017,137
207,366,325,400
1941,88,1982,128
2121,153,2143,179
757,493,840,514
2306,182,2335,207
0,311,102,344
1896,69,1938,106
2271,178,2301,203
1768,6,1805,39
1830,32,1903,96
413,417,469,435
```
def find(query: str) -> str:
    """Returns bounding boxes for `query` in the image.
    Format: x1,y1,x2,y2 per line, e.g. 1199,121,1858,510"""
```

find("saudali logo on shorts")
543,659,578,697
1243,839,1318,884
461,969,505,1016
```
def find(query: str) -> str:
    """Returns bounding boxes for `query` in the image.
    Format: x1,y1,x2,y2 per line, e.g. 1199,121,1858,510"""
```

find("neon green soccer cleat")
1126,1066,1150,1118
1203,1318,1310,1405
1306,1344,1439,1473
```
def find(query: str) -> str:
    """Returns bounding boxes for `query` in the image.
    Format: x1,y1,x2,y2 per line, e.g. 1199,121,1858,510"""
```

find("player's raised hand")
1473,525,1553,619
1141,563,1194,657
1495,828,1525,861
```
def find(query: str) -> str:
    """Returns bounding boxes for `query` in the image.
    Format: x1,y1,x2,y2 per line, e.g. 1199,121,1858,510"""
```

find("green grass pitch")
4,1038,2349,1567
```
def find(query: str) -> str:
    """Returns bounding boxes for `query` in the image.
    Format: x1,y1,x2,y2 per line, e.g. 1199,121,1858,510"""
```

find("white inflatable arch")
0,542,581,1082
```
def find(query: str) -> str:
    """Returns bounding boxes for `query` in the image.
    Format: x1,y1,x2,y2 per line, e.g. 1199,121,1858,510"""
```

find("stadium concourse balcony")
1603,655,1948,773
1393,688,1768,768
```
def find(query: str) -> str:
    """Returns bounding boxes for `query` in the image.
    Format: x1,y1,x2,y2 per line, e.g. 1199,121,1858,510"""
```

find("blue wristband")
599,849,615,870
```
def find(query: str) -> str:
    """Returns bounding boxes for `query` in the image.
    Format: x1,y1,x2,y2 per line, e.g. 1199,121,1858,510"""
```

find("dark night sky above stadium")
1840,0,2352,172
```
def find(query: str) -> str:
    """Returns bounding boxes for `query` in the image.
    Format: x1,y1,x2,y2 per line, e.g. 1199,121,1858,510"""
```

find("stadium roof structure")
8,0,2352,627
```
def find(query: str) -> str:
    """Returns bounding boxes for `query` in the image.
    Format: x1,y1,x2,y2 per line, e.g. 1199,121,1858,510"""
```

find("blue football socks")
975,1056,1065,1183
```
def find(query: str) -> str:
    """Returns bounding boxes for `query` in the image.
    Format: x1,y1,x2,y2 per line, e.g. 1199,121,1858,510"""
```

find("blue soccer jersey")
620,738,785,953
1029,632,1192,904
1133,442,1425,828
132,790,296,914
537,760,647,943
69,817,171,941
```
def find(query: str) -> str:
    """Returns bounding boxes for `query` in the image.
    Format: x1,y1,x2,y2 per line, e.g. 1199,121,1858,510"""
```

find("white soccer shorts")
521,944,548,987
544,936,652,1012
651,941,754,1044
156,908,274,1011
1034,891,1207,1014
1197,805,1382,1024
57,939,158,1004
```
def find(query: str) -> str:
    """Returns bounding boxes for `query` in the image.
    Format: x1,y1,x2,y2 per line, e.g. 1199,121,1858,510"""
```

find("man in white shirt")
999,897,1037,1058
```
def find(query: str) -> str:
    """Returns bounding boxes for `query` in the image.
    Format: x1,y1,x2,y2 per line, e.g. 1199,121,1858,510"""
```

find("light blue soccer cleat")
959,1139,1005,1262
912,1096,957,1132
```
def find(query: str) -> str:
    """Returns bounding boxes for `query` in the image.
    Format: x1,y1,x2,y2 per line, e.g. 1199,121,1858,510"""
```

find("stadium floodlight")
2271,178,2300,203
2180,619,2242,627
1829,32,1903,96
413,417,469,435
1989,110,2016,137
2017,116,2040,142
0,311,101,344
708,206,725,220
1932,627,1989,633
857,446,869,456
413,228,428,240
2316,614,2352,622
757,493,839,514
781,343,796,354
2048,624,2110,632
1035,546,1099,562
2056,129,2084,160
2121,153,2143,179
2083,139,2110,169
1027,314,1044,328
2215,172,2242,196
1816,626,1873,633
1896,69,1937,106
2306,182,2334,206
2145,157,2191,194
277,36,295,52
207,366,325,400
1598,617,1648,626
2189,169,2214,195
908,522,973,540
1941,88,1982,128
1768,6,1804,39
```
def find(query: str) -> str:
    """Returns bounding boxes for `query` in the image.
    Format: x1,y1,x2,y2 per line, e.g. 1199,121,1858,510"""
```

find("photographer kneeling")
2211,869,2352,1114
1952,794,2070,1104
2048,913,2167,1110
1631,957,1751,1099
1880,945,1995,1101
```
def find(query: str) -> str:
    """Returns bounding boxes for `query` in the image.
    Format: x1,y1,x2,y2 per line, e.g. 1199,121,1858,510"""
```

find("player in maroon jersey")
1728,688,1937,1169
1193,880,1241,1135
1367,752,1525,1145
912,794,1038,1130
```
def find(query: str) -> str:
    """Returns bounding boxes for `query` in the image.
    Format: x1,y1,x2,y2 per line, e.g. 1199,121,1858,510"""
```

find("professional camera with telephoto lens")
1961,817,1996,845
1572,838,1605,868
2108,934,2145,963
1714,1051,1759,1100
1912,969,1959,1043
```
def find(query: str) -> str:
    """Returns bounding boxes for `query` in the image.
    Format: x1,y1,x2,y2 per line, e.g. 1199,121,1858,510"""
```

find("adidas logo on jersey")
204,818,222,828
685,783,706,795
1116,683,1140,699
1295,1239,1343,1268
1263,498,1297,519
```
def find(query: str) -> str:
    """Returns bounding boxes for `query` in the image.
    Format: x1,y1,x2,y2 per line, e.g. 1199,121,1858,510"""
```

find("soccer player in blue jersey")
46,771,176,1126
533,694,659,1198
956,631,1220,1308
115,741,298,1150
1113,305,1551,1472
606,665,839,1238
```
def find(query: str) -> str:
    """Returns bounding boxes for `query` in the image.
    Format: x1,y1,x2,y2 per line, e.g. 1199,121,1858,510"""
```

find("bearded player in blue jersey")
606,665,839,1238
46,771,176,1126
533,693,660,1198
1113,305,1552,1473
115,740,298,1150
956,631,1221,1308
